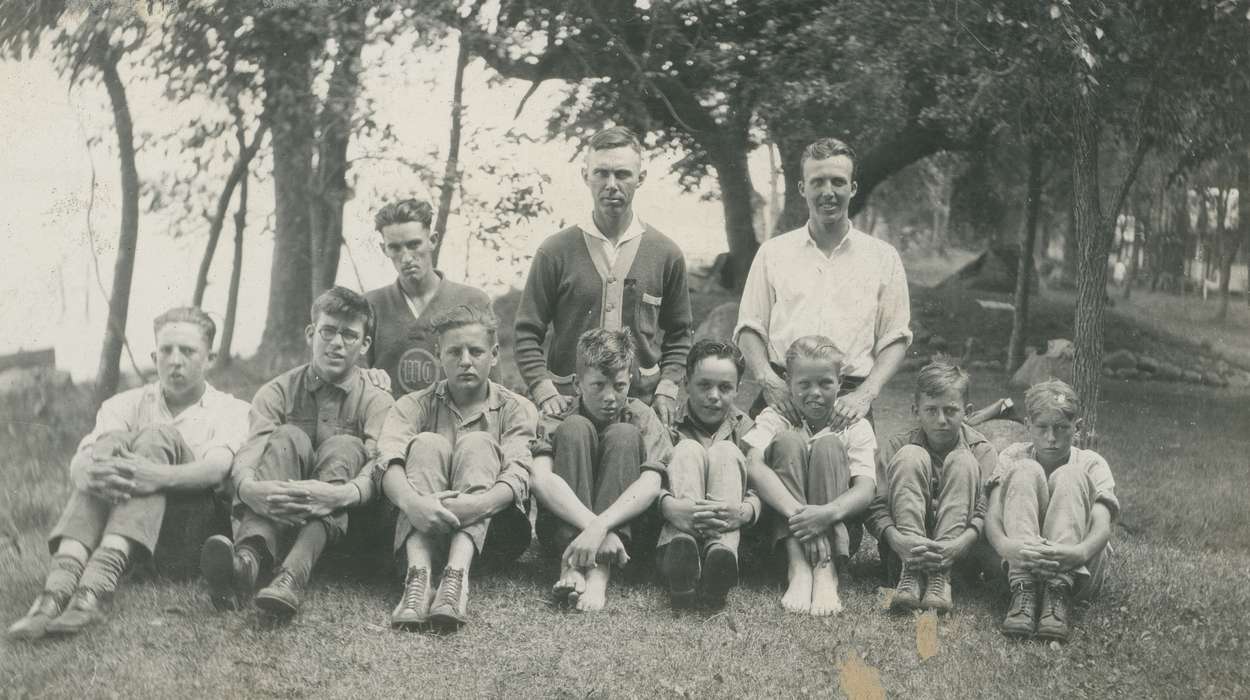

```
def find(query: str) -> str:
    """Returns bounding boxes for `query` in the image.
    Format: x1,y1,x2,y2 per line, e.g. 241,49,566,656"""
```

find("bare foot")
782,565,813,614
575,564,610,612
553,560,587,605
809,561,843,617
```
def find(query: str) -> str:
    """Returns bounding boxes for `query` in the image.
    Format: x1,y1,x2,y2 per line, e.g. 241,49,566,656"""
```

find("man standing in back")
514,126,694,427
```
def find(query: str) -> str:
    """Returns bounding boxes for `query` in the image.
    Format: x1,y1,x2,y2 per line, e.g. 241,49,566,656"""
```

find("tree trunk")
1006,141,1042,372
310,7,366,298
216,154,248,369
92,52,140,408
193,124,267,307
1070,88,1109,447
1217,172,1244,322
432,32,470,266
257,38,318,367
1122,204,1141,301
775,137,808,234
707,134,761,291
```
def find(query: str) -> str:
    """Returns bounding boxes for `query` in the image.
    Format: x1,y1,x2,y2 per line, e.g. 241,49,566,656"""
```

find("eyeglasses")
316,326,362,344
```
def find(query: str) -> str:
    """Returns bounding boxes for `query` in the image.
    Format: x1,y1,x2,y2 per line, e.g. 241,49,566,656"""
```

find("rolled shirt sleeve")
842,419,878,484
1085,450,1120,522
741,408,789,454
70,392,141,481
349,390,396,504
639,406,675,477
873,247,914,355
496,395,540,509
231,383,287,493
733,244,774,351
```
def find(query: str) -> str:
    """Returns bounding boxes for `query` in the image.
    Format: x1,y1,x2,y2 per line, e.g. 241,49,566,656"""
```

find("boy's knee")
130,424,183,462
554,414,596,444
455,430,497,452
602,422,643,449
270,424,314,454
942,448,980,480
1048,462,1094,496
707,441,745,467
408,432,453,464
319,434,366,461
672,439,708,464
771,429,808,455
890,444,932,476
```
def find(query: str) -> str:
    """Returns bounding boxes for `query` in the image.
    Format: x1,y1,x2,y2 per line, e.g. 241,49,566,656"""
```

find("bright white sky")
0,33,780,380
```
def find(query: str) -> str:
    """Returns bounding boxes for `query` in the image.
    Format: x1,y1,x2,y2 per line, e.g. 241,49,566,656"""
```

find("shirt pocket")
628,283,663,338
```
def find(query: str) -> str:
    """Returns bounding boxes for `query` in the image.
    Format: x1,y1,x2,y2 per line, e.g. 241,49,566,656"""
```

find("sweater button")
606,302,615,311
607,277,617,284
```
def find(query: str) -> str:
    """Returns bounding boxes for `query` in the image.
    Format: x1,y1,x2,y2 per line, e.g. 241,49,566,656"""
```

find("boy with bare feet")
743,336,877,617
372,305,538,631
531,328,672,612
866,361,999,614
201,287,393,618
986,380,1118,643
657,339,760,609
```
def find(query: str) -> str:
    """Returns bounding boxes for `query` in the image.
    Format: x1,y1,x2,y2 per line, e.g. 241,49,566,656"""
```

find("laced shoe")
1001,579,1039,638
428,567,468,631
890,563,924,612
1036,579,1074,643
390,566,432,629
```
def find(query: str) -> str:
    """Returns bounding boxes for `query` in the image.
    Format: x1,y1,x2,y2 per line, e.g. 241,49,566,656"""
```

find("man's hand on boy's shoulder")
540,394,574,418
363,368,391,393
652,394,676,427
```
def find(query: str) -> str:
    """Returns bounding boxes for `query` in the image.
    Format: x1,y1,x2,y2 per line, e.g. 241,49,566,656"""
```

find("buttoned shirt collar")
432,379,504,428
305,364,359,394
673,401,746,443
804,222,855,257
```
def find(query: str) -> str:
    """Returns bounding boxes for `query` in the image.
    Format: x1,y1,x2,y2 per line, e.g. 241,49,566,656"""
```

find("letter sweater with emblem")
514,224,693,406
364,275,493,398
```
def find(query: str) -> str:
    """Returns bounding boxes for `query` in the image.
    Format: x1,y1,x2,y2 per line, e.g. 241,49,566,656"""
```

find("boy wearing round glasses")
200,287,394,618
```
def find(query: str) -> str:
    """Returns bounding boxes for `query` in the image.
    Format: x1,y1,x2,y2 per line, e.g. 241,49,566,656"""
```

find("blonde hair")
784,335,843,376
1025,379,1080,421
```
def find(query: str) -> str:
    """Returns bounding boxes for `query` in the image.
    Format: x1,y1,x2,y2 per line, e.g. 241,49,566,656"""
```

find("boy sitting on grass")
866,361,999,614
8,307,249,640
657,339,761,609
530,328,673,612
743,335,877,617
986,379,1118,643
371,304,538,632
200,287,393,618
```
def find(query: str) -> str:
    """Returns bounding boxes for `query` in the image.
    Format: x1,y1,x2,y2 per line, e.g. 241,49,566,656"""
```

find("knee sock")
282,521,329,586
77,547,129,596
43,554,86,600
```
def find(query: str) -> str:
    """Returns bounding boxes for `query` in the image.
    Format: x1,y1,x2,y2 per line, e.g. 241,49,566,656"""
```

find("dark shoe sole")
427,605,466,632
254,589,299,617
200,536,237,612
1001,621,1037,639
662,537,701,606
700,546,738,607
1036,625,1071,643
44,610,100,636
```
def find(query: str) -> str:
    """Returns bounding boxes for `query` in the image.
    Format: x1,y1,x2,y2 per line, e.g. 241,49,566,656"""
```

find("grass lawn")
2,284,1248,698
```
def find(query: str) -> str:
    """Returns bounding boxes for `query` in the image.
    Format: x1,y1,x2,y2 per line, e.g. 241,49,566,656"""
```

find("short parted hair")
686,338,745,384
373,198,433,232
801,137,857,181
430,303,499,343
576,327,636,378
915,361,971,404
1025,379,1081,422
153,307,216,349
587,126,643,156
784,335,844,376
310,286,375,338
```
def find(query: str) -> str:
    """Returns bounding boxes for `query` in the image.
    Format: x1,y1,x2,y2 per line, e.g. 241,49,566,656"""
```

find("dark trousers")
535,415,660,563
50,425,225,578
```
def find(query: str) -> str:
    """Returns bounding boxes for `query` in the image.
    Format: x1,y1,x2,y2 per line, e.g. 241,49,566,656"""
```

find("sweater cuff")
654,378,680,401
530,379,560,407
